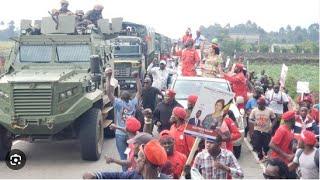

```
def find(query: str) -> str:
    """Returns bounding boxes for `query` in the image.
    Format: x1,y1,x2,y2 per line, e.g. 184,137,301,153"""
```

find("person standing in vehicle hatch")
105,68,142,171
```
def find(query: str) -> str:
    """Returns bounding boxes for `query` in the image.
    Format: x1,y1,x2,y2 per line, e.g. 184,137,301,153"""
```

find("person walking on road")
105,68,142,171
147,59,176,91
141,77,163,112
159,130,187,179
186,94,198,119
269,111,296,165
188,135,244,179
169,107,195,157
153,89,182,133
249,97,276,161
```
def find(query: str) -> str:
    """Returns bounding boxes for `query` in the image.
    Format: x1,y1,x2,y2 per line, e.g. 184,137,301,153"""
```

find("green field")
0,41,14,58
249,63,319,99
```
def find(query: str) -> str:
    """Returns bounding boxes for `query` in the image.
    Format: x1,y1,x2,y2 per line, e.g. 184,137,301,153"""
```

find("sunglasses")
263,173,279,179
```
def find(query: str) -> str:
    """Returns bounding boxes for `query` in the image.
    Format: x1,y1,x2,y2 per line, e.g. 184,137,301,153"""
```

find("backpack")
296,148,319,169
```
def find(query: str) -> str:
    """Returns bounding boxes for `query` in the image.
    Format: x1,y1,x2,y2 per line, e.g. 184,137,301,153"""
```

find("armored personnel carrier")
0,15,122,161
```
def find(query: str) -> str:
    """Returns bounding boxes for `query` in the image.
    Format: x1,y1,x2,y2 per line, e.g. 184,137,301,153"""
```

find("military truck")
112,22,156,91
0,15,122,161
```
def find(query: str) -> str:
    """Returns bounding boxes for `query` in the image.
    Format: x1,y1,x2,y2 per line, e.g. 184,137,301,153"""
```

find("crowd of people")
81,28,319,179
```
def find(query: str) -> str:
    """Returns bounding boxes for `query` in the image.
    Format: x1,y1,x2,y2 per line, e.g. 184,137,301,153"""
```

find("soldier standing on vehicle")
75,10,90,34
58,0,73,15
84,4,104,26
105,68,142,171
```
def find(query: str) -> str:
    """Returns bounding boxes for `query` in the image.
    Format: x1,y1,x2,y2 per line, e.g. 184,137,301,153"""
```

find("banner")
279,64,288,87
184,86,234,141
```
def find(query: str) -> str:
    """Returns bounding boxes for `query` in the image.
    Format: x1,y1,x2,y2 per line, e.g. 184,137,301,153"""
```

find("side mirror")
90,55,102,74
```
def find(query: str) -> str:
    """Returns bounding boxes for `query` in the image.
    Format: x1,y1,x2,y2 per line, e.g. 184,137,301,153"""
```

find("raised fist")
131,71,139,78
143,108,152,118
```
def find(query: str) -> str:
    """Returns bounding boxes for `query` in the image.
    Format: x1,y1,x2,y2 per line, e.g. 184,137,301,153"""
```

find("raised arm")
132,71,142,101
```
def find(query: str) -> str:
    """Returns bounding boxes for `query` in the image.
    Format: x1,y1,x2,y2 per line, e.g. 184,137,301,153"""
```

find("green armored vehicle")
0,15,123,161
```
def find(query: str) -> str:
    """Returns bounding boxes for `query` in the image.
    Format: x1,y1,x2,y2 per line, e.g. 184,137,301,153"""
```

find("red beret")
187,95,198,105
159,130,174,141
125,117,141,133
235,63,244,70
300,130,316,146
282,111,296,121
143,139,167,166
257,97,266,105
166,89,176,98
173,107,187,120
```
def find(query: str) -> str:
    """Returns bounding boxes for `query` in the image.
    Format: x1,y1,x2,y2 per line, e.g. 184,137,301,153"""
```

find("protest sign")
279,64,288,87
184,86,234,141
297,81,310,93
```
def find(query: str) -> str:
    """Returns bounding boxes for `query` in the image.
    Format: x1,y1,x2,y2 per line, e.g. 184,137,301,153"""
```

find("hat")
282,111,296,121
94,4,104,10
257,97,266,105
60,0,69,4
127,132,154,144
166,89,176,98
300,130,316,146
235,63,244,70
125,117,141,133
173,107,187,120
187,95,198,106
159,130,174,141
211,38,218,44
160,60,166,65
143,139,167,166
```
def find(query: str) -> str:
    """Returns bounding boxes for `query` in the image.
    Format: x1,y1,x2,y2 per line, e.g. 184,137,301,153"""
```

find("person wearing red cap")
181,39,200,76
269,110,296,164
294,106,319,136
159,130,187,179
186,94,198,119
288,130,319,179
136,139,170,179
221,63,248,103
105,117,141,170
249,97,276,161
153,89,182,132
169,107,195,157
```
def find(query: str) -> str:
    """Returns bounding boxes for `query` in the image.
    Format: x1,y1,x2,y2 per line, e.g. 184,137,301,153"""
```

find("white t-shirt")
147,63,176,90
293,148,319,179
266,91,289,114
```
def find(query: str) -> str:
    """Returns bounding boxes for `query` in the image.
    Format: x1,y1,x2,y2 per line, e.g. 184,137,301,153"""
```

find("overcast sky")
0,0,319,38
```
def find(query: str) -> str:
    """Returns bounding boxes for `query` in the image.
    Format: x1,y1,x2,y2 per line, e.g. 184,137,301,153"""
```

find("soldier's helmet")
60,0,69,5
94,4,104,11
75,10,84,16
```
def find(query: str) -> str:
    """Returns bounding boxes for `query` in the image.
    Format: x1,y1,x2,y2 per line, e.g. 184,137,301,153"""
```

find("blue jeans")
115,134,128,171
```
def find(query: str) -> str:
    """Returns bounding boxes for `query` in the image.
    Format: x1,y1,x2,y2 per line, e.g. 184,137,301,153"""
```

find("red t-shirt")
224,117,241,152
182,34,192,44
167,150,187,179
181,48,200,76
224,72,248,101
270,125,294,164
169,123,195,157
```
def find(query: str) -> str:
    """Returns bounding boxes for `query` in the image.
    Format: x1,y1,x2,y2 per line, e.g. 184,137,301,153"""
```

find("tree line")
199,20,319,56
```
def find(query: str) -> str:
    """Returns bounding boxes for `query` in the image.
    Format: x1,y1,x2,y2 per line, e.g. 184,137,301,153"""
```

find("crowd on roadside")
82,28,319,179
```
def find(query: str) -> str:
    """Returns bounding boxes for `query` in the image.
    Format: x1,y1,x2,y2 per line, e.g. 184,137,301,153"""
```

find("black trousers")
252,130,271,160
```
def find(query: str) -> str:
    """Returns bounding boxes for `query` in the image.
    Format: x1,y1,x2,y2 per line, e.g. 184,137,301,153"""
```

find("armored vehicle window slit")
57,45,91,62
19,45,52,63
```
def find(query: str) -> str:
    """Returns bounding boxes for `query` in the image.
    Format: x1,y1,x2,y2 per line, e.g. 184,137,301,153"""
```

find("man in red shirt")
222,63,248,102
169,107,195,157
159,130,187,179
269,110,296,164
181,39,200,76
182,28,192,46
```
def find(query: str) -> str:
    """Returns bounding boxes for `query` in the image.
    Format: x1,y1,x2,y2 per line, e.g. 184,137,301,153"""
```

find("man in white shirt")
147,60,176,90
265,85,289,115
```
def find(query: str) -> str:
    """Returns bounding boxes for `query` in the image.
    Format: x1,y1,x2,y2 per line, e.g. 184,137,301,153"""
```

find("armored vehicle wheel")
0,125,12,161
79,107,104,161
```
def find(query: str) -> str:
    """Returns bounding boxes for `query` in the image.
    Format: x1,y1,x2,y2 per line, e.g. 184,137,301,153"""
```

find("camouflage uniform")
75,10,90,34
84,5,104,26
59,0,73,15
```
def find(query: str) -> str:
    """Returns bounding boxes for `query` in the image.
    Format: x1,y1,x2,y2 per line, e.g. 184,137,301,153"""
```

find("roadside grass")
249,63,319,100
0,41,14,58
